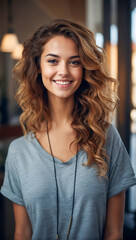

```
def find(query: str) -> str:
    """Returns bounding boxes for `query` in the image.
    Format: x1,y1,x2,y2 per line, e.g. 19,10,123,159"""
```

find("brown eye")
48,59,58,64
70,60,81,66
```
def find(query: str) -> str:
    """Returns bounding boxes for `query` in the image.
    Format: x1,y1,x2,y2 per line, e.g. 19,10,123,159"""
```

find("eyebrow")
45,53,80,59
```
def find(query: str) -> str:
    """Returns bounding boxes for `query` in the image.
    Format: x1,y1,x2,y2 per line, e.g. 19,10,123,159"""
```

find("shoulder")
105,123,131,168
105,124,122,153
8,133,34,153
106,124,121,143
6,133,36,167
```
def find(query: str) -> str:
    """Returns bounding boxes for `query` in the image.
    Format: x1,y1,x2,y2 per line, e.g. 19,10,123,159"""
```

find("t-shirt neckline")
32,133,83,165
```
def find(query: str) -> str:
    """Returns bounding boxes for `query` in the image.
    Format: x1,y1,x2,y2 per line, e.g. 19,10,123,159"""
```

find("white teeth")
54,81,71,85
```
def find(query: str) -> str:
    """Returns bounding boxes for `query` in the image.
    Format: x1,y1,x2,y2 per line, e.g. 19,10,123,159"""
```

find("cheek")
41,68,55,83
76,68,83,82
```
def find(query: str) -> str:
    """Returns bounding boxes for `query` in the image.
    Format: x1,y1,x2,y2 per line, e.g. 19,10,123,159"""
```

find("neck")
48,95,74,127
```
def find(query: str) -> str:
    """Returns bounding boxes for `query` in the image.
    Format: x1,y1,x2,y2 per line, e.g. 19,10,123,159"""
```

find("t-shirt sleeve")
106,125,136,198
0,142,25,206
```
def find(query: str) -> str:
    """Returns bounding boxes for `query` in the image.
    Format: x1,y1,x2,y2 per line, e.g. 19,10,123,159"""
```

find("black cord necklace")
46,123,78,240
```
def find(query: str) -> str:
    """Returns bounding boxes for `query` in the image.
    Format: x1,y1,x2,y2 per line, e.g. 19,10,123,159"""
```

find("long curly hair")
13,19,118,177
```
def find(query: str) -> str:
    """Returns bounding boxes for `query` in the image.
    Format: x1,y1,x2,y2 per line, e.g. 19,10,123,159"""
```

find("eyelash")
47,59,81,66
70,60,81,65
48,59,58,64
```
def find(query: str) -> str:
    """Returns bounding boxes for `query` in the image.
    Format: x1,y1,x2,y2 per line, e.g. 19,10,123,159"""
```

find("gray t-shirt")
1,124,136,240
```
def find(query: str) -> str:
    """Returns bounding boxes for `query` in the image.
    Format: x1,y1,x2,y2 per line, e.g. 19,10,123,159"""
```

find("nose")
58,61,69,77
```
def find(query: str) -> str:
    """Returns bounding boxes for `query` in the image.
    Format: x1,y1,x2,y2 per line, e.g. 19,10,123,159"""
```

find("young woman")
1,19,136,240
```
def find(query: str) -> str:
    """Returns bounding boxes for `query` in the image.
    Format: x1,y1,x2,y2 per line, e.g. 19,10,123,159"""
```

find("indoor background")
0,0,136,239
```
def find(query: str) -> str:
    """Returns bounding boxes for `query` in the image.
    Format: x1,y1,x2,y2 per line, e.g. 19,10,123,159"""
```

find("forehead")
42,35,79,55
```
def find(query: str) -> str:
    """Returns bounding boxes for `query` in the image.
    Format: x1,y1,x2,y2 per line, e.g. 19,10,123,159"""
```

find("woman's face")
40,35,83,100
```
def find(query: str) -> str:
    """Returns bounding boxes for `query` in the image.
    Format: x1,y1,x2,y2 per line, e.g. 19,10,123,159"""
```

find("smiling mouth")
53,80,73,85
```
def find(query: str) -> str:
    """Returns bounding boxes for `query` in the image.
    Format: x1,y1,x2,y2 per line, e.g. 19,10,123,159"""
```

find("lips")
53,80,73,85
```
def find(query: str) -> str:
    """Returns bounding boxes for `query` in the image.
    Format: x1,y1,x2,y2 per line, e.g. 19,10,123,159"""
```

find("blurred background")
0,0,136,239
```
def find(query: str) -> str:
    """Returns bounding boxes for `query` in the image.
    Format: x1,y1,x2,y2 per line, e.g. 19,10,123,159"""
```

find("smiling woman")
1,19,136,240
40,36,83,99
